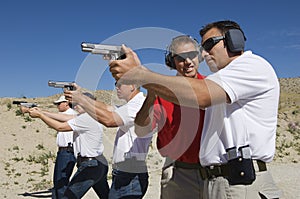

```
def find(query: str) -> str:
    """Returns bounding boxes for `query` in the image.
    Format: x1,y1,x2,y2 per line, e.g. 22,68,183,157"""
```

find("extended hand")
28,107,42,118
64,83,83,104
109,45,142,81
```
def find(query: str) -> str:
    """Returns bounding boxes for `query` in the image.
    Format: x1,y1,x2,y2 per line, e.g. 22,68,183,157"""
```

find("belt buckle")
206,165,222,179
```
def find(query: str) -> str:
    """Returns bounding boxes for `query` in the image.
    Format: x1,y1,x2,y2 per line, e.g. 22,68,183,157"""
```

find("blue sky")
1,0,299,98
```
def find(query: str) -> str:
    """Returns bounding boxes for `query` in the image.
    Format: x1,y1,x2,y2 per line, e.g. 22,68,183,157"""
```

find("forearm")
135,92,156,137
78,95,120,127
109,46,224,107
42,110,75,121
137,70,211,108
39,113,70,132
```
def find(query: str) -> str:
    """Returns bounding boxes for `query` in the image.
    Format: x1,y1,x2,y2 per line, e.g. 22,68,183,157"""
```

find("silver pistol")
81,42,125,60
48,80,75,90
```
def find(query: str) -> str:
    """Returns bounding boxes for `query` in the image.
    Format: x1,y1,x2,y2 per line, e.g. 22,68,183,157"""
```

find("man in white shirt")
52,96,77,199
20,95,77,199
29,92,109,199
64,83,152,199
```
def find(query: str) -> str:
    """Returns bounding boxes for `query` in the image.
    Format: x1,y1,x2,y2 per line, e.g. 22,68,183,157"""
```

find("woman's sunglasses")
173,51,199,62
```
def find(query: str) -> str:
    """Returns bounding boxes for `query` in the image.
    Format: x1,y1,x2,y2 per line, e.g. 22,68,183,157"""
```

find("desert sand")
0,78,300,199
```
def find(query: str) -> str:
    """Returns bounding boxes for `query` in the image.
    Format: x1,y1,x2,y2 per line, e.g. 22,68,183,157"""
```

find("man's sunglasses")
173,51,199,62
201,36,225,52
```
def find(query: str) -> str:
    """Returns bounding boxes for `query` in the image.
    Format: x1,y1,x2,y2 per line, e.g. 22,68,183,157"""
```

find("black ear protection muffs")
165,48,175,69
224,29,246,53
165,35,200,69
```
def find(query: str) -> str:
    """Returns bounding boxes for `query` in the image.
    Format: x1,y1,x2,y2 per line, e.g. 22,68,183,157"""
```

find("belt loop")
256,160,267,172
215,165,222,175
199,167,208,180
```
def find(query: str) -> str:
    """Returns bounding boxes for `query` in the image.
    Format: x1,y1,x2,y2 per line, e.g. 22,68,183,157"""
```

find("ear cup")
165,51,176,69
197,45,204,62
224,29,245,53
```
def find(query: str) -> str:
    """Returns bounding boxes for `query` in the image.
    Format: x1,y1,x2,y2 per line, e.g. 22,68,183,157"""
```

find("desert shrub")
24,116,32,122
15,109,23,116
36,144,45,150
7,103,12,110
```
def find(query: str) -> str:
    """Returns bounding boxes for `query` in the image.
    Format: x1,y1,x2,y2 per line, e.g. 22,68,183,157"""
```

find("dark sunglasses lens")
202,38,215,52
187,51,198,59
174,51,198,62
174,55,185,62
202,37,224,52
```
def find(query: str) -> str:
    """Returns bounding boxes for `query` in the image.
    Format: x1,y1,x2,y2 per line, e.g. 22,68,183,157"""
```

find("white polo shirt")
112,92,152,164
56,108,78,147
67,113,104,158
200,51,280,166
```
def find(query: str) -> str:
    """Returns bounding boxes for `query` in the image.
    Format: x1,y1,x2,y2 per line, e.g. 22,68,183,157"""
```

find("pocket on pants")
256,171,282,198
110,175,142,198
114,174,134,190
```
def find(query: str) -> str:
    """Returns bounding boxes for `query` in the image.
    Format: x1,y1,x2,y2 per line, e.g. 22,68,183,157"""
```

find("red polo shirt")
153,73,205,163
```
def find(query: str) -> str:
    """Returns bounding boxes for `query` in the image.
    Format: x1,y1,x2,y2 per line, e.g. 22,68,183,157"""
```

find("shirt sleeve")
67,114,87,133
207,52,274,104
114,103,135,127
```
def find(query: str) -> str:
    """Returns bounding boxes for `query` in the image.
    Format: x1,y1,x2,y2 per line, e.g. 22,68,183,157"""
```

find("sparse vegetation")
0,79,298,196
12,146,19,151
24,116,32,122
15,109,23,116
31,179,52,191
274,78,300,162
12,157,24,162
7,103,12,111
36,144,45,150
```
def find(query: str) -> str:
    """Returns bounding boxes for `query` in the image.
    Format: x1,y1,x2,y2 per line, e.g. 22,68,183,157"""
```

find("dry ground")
0,78,299,198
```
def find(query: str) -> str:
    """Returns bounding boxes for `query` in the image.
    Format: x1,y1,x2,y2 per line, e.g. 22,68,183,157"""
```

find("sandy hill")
0,78,299,199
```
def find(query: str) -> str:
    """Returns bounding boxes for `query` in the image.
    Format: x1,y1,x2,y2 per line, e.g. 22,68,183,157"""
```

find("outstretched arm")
82,96,123,127
42,110,76,122
29,108,72,132
64,85,123,127
109,45,228,108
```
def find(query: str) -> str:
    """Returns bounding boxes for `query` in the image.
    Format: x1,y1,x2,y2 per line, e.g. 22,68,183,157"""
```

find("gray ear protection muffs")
224,29,245,53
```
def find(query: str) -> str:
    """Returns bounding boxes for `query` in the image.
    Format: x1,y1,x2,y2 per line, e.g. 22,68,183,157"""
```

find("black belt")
200,160,267,180
78,156,97,162
76,155,99,167
174,161,203,170
58,146,73,153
